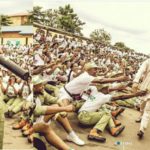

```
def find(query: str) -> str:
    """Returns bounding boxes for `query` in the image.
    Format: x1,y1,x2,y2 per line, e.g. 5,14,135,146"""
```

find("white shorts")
58,87,73,102
34,116,51,125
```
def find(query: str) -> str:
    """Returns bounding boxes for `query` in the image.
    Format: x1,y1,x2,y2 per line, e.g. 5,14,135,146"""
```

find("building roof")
9,12,31,17
1,26,33,35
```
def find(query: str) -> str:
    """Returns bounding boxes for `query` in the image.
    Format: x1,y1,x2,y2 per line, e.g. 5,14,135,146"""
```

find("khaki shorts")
34,105,48,117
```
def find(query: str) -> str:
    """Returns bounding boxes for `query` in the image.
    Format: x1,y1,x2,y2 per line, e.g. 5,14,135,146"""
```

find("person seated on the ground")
24,75,85,150
7,77,32,117
1,75,19,116
75,86,125,143
58,62,129,107
94,81,141,109
12,92,34,143
75,80,146,143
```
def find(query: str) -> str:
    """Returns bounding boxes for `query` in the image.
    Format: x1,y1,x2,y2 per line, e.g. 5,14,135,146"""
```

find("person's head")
34,83,44,93
84,62,98,76
9,75,16,84
72,63,79,72
32,75,46,93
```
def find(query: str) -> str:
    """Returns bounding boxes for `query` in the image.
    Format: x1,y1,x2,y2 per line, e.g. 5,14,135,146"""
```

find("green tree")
114,42,125,49
90,29,111,45
22,12,33,25
0,15,12,26
31,6,58,27
32,5,85,35
44,9,58,27
114,42,130,52
30,6,45,24
57,4,85,35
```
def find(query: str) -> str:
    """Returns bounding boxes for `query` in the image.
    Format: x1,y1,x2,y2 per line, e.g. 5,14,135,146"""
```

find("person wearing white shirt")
132,58,150,139
58,62,128,106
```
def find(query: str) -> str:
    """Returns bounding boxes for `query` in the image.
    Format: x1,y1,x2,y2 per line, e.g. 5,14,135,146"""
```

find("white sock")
69,130,78,138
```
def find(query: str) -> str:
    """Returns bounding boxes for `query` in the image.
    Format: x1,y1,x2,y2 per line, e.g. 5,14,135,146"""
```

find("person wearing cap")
30,75,85,149
76,86,125,143
58,62,129,107
132,58,150,139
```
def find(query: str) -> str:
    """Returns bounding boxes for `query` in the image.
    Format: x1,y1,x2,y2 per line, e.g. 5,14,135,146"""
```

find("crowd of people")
0,27,149,150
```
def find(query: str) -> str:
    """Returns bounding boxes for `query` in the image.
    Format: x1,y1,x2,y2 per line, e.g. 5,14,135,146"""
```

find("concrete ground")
3,108,150,150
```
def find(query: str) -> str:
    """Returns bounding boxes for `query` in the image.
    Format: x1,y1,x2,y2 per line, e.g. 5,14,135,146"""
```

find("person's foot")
22,127,33,137
88,129,106,143
135,117,142,123
27,134,33,143
135,105,140,111
111,107,125,118
137,130,144,139
21,123,32,132
4,111,9,118
67,132,85,146
12,120,27,130
113,118,121,126
110,126,125,137
8,111,15,118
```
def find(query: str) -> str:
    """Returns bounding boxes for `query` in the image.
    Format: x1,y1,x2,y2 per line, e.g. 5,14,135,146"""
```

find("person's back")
65,71,94,95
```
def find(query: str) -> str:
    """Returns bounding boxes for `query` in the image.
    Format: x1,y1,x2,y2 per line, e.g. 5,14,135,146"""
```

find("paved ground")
3,108,150,150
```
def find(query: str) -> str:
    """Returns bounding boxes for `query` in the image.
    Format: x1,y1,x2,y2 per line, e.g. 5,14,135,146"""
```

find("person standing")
0,78,5,149
132,58,150,138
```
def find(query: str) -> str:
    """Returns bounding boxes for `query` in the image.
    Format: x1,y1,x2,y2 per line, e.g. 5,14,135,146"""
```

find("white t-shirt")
34,54,44,66
65,72,95,94
79,86,112,112
3,83,18,97
22,85,31,99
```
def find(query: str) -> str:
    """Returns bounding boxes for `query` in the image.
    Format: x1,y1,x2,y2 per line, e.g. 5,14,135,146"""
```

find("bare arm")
111,90,147,101
92,76,129,84
45,105,73,115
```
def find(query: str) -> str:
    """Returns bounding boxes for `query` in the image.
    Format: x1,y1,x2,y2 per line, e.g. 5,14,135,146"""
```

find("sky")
0,0,32,14
0,0,150,54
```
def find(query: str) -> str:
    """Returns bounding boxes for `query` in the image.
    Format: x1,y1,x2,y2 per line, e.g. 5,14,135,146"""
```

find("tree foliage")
32,5,85,35
57,4,85,35
114,42,131,52
0,15,12,26
90,29,111,45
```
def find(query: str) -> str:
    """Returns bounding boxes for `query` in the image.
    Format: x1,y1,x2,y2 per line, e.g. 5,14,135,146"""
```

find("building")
0,26,33,45
9,12,30,26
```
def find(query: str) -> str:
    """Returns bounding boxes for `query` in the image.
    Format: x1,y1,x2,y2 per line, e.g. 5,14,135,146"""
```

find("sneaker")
67,133,85,146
